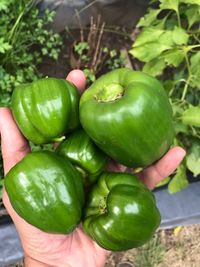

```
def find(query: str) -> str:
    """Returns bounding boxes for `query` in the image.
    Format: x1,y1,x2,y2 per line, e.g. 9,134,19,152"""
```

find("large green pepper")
80,68,174,168
56,129,107,185
12,78,80,145
83,172,161,251
4,151,84,234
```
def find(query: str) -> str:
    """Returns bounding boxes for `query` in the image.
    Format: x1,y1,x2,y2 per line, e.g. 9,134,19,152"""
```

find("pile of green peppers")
4,68,174,251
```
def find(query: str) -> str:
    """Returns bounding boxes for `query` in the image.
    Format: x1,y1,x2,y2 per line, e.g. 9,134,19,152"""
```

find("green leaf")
174,121,189,134
163,48,185,67
160,0,179,12
180,0,200,5
137,8,161,27
0,38,12,54
185,6,200,28
130,28,174,62
156,177,171,187
0,0,12,11
159,30,175,46
133,28,164,47
182,106,200,127
190,52,200,88
186,141,200,176
168,164,188,194
131,43,171,62
143,57,166,76
172,27,189,45
163,80,174,94
83,69,96,83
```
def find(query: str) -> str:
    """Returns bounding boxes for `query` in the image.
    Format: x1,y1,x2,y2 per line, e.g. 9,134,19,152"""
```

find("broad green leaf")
185,6,200,28
143,58,166,76
156,177,170,187
160,0,179,12
130,43,171,62
174,121,189,134
172,27,189,45
130,28,174,62
133,28,174,47
133,28,164,47
180,0,200,5
159,30,174,46
163,48,185,67
191,51,200,66
186,141,200,176
168,164,188,193
182,106,200,127
137,8,161,27
190,52,200,88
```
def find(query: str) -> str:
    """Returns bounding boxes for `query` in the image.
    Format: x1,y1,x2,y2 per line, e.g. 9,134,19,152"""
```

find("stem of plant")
181,52,192,101
176,9,181,28
188,44,200,50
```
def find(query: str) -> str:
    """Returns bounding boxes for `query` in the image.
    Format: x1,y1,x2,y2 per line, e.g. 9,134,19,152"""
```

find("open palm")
0,70,185,267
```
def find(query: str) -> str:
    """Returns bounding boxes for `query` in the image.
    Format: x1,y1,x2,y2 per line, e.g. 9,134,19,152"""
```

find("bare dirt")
5,225,200,267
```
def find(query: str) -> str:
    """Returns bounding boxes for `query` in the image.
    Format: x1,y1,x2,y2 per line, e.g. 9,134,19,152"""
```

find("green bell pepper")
56,129,107,185
83,172,161,251
4,151,84,234
80,68,174,168
12,78,80,145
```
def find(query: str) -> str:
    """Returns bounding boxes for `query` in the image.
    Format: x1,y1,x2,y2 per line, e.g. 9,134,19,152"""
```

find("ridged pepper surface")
4,151,84,234
83,172,161,251
12,78,80,144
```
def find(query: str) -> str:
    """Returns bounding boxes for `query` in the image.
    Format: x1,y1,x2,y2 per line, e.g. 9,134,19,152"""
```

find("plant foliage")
130,0,200,193
0,0,63,200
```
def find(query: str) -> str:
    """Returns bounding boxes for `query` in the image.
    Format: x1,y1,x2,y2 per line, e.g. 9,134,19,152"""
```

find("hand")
0,70,186,267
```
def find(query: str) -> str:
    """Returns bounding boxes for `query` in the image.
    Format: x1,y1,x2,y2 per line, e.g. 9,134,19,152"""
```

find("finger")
139,146,186,189
0,108,30,174
66,69,86,93
53,69,86,150
106,160,127,172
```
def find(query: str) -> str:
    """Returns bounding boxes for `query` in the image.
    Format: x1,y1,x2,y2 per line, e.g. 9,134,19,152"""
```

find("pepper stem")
94,83,124,102
99,196,107,214
52,136,66,143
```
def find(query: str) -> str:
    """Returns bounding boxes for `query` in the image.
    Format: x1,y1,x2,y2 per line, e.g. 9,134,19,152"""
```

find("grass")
106,225,200,267
134,235,165,267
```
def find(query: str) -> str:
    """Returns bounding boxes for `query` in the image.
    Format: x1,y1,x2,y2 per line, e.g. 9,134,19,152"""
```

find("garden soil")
5,225,200,267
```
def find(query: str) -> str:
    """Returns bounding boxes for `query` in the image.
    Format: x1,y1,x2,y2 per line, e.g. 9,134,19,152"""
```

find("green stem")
193,35,200,43
187,44,200,50
176,10,181,28
52,136,66,143
181,51,192,101
8,0,34,43
185,52,191,76
8,9,25,43
181,76,191,101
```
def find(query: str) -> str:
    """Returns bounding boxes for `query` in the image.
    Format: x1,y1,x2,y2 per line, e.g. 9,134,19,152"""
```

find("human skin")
0,69,186,267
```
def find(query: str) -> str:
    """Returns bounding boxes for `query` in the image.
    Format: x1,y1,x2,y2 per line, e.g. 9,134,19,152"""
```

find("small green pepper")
83,172,161,251
12,78,80,145
5,151,84,234
56,129,107,185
